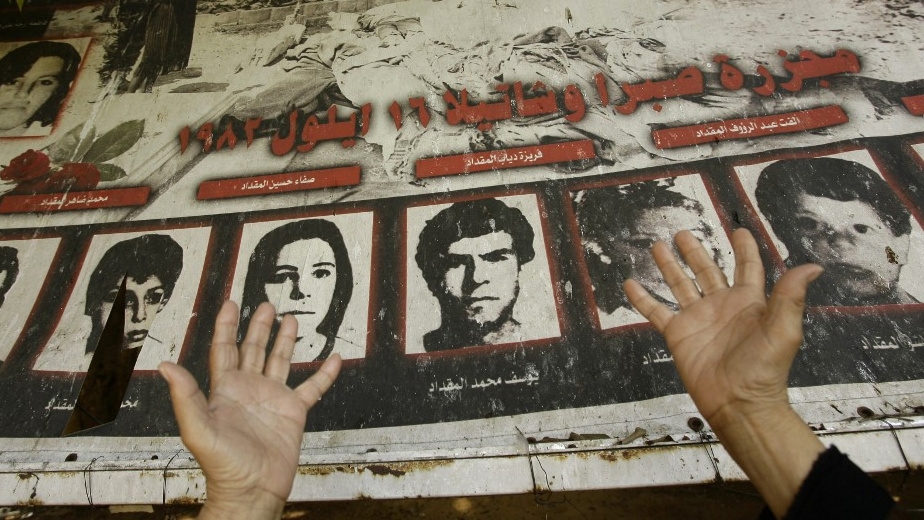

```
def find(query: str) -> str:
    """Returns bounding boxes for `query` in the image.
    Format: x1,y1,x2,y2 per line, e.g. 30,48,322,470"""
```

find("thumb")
159,361,211,445
761,264,824,359
295,354,342,410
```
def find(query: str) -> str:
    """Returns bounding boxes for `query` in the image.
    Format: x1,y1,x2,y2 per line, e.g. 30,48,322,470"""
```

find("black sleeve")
757,445,894,519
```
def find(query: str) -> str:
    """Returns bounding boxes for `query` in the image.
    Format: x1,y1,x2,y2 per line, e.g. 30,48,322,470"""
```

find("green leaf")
47,123,94,163
82,120,145,164
72,126,97,162
97,163,127,182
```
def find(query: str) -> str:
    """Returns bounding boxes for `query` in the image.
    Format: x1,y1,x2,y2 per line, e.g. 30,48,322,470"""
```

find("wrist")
706,401,825,518
707,399,795,439
198,490,286,520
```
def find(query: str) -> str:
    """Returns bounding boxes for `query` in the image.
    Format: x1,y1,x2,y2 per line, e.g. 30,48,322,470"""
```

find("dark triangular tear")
63,275,142,436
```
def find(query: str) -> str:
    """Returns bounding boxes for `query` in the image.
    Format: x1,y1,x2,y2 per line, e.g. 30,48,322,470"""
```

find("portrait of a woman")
0,41,82,137
240,219,354,363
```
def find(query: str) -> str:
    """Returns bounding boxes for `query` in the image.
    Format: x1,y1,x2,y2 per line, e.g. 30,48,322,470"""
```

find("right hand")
624,228,823,428
159,301,341,520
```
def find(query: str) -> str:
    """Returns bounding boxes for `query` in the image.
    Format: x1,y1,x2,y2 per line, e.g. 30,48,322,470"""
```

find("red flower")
0,149,51,182
11,162,100,195
56,162,101,190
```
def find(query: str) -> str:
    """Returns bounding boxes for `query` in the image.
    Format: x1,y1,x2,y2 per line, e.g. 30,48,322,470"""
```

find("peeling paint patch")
645,435,675,445
597,448,645,462
366,465,406,477
360,459,454,476
167,496,201,505
886,245,898,264
618,427,647,445
297,459,454,478
528,431,612,443
297,465,344,476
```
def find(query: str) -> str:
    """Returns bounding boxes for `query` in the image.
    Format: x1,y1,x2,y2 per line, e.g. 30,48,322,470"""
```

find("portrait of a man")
33,227,211,373
753,156,922,307
573,177,732,329
84,234,183,353
408,195,560,353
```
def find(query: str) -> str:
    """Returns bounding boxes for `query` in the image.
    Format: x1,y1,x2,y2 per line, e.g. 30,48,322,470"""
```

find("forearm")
709,403,825,519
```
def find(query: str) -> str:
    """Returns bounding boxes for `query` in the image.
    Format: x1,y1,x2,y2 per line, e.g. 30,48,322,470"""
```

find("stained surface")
0,0,922,502
9,471,924,519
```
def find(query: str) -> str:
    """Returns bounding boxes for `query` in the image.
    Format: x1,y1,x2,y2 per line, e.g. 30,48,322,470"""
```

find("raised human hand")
624,228,822,429
625,229,826,518
158,301,341,520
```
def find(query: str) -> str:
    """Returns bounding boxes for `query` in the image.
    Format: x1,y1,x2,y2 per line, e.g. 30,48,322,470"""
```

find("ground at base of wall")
8,472,924,519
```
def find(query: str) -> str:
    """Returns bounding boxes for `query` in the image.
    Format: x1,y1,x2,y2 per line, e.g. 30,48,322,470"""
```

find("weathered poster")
0,0,923,483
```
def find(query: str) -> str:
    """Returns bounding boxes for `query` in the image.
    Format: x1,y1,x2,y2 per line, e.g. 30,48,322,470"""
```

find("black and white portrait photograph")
32,226,211,373
229,213,373,363
405,194,561,354
98,0,198,93
0,237,60,363
0,38,90,138
572,174,735,330
735,149,924,307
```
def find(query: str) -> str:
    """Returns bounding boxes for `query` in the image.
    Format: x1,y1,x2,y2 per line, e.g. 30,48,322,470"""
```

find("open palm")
625,229,823,425
159,301,340,519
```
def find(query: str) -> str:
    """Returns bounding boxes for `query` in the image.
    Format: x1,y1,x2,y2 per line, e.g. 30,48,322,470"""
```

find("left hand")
624,229,825,518
159,300,341,520
624,229,822,429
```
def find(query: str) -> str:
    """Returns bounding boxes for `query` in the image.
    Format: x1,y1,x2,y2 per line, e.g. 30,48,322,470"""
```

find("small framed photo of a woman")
228,211,374,364
0,235,61,364
32,225,212,373
0,38,90,138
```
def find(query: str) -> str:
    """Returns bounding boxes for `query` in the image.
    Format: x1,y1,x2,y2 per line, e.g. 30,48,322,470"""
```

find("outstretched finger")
264,314,297,383
731,229,765,290
652,241,701,307
239,302,275,374
210,300,240,390
295,354,342,409
159,361,213,452
675,230,729,295
624,279,675,332
762,263,824,357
